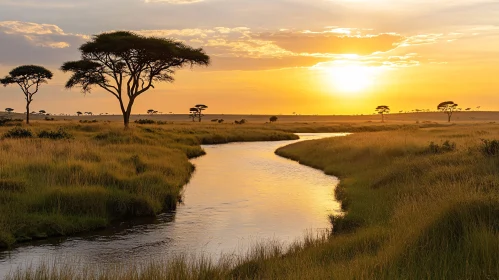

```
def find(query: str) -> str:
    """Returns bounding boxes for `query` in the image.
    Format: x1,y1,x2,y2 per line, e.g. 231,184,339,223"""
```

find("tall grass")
270,124,499,279
6,121,496,279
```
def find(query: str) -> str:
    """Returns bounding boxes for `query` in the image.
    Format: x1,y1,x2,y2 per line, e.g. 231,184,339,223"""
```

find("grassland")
4,118,499,279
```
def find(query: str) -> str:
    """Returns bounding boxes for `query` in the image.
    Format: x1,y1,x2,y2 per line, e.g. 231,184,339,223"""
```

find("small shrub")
44,117,55,121
79,120,98,124
135,119,155,124
3,127,33,139
480,139,499,156
0,117,23,126
38,128,73,140
426,140,456,154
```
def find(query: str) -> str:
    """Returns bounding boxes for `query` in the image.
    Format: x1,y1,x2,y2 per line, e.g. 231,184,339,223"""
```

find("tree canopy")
61,31,210,128
189,104,208,122
437,101,458,122
375,105,390,122
0,65,53,124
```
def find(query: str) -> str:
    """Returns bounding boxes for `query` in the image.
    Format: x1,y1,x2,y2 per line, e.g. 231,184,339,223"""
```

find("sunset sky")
0,0,498,115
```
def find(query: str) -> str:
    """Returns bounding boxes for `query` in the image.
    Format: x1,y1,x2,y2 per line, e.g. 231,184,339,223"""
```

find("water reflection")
0,133,344,277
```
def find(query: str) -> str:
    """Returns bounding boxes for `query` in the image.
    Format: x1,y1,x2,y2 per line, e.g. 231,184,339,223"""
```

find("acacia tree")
39,110,46,115
438,101,458,122
77,111,83,116
5,108,14,114
61,31,210,128
194,104,207,122
189,107,198,122
375,105,390,122
0,65,53,124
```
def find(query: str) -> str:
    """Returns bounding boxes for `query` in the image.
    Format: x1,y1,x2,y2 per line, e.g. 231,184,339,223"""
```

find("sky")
0,0,498,115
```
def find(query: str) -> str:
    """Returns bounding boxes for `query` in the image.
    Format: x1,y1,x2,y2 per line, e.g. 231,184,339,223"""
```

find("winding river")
0,133,344,277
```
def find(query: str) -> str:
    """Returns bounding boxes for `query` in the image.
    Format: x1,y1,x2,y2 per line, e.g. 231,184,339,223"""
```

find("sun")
325,63,380,95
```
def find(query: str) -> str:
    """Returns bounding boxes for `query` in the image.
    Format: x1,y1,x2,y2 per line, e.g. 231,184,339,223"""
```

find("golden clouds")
255,32,404,55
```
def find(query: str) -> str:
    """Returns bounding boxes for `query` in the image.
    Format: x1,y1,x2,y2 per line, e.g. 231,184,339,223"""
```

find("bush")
135,119,170,125
3,127,33,139
426,140,456,154
0,117,23,126
38,128,73,140
134,119,156,124
480,139,499,156
44,117,55,121
79,120,98,124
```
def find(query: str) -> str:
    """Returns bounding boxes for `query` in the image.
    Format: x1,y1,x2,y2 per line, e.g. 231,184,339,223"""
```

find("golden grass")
6,121,499,279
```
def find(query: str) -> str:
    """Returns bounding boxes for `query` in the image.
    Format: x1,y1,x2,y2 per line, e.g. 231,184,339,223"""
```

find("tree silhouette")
147,109,155,115
269,116,278,123
77,111,83,116
39,110,46,115
0,65,53,124
189,107,198,122
61,31,210,128
189,105,208,122
437,101,458,122
5,108,14,114
375,105,390,123
194,104,207,122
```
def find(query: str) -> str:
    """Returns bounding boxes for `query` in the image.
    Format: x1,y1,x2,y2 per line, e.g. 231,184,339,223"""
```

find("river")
0,133,345,277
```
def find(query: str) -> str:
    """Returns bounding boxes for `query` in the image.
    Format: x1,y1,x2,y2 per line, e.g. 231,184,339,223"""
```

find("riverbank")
0,121,298,248
6,122,499,279
270,123,499,279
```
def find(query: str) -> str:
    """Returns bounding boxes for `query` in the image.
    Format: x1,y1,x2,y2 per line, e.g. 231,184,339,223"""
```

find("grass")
0,121,298,248
269,123,499,279
6,121,499,279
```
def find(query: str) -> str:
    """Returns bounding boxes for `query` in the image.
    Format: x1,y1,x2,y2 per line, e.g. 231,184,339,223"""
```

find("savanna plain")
2,112,499,279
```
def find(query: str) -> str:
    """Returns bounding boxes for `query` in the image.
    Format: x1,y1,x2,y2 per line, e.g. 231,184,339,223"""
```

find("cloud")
0,21,86,66
0,21,485,71
254,31,404,55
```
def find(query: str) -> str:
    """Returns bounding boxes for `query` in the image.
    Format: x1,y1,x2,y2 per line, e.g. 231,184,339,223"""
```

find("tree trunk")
381,114,385,123
448,113,451,123
26,102,30,125
123,113,130,128
123,98,135,129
